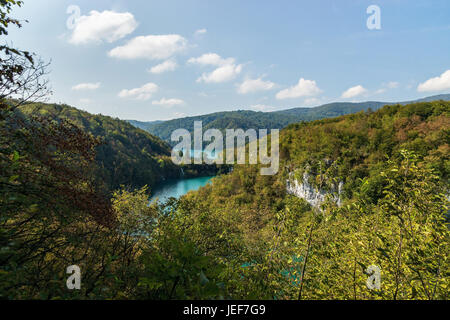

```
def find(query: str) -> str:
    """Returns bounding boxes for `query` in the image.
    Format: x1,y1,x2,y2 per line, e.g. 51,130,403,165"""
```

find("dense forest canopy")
281,100,450,200
179,100,449,299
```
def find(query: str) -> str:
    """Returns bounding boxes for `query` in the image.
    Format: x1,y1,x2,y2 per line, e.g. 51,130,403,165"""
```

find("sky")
6,0,450,121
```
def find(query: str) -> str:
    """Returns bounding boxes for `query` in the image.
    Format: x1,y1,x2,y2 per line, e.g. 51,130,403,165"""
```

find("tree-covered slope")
181,100,449,251
280,100,450,200
3,97,448,300
16,102,180,190
173,100,449,299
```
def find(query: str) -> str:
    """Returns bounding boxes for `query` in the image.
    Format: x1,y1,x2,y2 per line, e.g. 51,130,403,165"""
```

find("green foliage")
285,151,450,300
166,102,449,300
136,207,225,299
2,99,448,300
15,101,180,191
0,104,119,299
281,100,450,200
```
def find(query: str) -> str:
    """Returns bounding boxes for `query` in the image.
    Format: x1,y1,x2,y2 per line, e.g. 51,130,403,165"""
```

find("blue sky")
7,0,450,121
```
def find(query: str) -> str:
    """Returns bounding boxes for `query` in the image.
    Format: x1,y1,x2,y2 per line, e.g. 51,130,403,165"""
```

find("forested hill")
280,100,450,198
184,99,450,241
177,100,449,299
278,94,450,118
16,102,180,190
137,110,295,145
131,94,450,145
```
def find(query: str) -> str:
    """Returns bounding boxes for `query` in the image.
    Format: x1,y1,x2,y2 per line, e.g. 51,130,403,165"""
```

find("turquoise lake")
150,176,214,203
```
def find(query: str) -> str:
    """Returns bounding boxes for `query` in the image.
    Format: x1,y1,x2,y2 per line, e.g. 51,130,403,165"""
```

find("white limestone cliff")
286,172,343,209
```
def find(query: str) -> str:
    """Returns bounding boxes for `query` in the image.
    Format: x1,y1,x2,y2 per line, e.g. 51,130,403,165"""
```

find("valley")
1,0,449,303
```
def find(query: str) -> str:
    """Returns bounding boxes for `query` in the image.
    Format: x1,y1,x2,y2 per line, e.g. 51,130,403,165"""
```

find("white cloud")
375,81,400,95
387,81,400,89
197,64,243,83
118,83,159,100
341,85,368,99
249,104,275,112
238,77,276,94
72,82,101,91
152,98,185,107
69,10,137,45
149,59,177,74
189,53,243,84
276,78,322,100
188,53,234,67
109,34,187,60
194,28,207,35
417,70,450,92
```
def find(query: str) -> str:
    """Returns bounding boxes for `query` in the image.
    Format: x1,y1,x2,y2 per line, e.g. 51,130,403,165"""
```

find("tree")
0,0,118,299
0,0,50,111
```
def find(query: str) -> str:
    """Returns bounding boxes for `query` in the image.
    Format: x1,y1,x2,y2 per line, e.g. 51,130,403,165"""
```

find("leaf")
12,150,19,162
8,175,19,182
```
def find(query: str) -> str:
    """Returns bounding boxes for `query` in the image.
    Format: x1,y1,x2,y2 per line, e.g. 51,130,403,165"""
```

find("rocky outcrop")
286,172,343,209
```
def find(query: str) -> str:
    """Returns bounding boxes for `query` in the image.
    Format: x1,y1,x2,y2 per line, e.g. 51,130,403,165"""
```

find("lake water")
150,176,214,203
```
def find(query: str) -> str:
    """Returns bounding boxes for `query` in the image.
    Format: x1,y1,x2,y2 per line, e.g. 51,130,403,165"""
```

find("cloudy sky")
7,0,450,121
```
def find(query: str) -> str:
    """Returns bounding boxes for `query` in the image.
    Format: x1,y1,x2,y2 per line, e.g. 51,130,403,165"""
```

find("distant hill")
16,102,180,190
138,110,294,146
277,101,387,119
404,94,450,103
279,94,450,118
130,94,450,145
127,119,164,131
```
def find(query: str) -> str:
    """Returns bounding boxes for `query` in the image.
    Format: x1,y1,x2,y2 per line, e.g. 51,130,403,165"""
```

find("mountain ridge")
130,94,450,145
